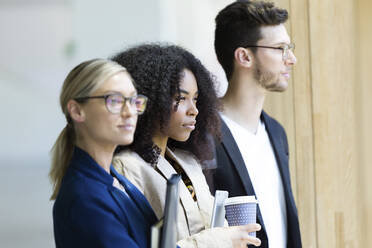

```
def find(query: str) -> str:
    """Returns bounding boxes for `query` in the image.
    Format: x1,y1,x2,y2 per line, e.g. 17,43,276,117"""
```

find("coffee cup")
224,196,258,236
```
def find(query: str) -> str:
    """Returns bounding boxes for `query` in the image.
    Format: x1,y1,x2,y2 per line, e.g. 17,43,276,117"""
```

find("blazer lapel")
220,118,267,237
171,149,214,217
262,112,302,247
262,113,289,183
261,112,297,213
111,167,158,223
160,150,205,234
220,120,256,195
155,155,178,180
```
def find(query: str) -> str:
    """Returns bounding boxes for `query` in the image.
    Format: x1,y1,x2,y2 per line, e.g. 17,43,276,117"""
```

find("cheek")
168,118,180,134
169,111,184,128
96,113,119,133
166,116,181,136
133,115,138,127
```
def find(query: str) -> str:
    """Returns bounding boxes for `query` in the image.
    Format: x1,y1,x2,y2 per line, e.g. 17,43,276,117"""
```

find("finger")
245,236,261,247
242,223,261,232
239,231,261,247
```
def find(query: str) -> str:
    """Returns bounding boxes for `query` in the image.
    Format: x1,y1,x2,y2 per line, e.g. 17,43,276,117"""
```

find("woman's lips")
182,121,196,130
118,124,135,131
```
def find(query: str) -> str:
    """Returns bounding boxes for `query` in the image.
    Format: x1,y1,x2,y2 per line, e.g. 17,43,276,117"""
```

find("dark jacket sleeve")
61,196,140,248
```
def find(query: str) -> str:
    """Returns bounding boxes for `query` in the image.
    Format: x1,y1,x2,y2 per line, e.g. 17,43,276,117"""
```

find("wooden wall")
264,0,370,247
357,0,372,246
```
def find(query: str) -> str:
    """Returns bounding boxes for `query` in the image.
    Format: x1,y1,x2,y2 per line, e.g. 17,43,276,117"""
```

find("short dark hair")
112,44,221,165
214,0,288,81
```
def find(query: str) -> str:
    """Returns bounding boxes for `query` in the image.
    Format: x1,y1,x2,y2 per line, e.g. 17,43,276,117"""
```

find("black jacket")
206,111,302,248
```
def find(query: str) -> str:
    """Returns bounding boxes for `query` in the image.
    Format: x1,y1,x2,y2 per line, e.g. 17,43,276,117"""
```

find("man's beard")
253,58,286,92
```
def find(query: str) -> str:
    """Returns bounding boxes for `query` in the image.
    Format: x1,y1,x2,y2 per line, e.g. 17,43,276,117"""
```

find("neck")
76,138,115,174
152,132,168,157
222,73,266,134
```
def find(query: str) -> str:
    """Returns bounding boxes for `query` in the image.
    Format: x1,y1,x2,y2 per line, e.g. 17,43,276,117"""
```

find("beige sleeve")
177,227,233,248
112,155,144,193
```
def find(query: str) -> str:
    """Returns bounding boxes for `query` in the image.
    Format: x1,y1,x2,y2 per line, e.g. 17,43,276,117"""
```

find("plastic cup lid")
224,195,258,206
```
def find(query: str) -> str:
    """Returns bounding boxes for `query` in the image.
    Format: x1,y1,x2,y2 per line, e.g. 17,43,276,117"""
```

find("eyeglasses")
75,93,148,115
245,43,295,60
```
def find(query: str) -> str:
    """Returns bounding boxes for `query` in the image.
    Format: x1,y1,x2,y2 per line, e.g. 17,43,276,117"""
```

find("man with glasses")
207,1,302,247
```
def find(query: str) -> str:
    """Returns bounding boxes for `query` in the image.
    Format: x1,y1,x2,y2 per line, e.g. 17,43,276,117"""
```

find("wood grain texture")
356,0,372,246
288,0,318,246
265,0,366,247
308,0,362,247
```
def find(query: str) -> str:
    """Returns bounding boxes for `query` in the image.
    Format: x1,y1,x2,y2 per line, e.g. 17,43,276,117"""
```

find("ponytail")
49,124,75,200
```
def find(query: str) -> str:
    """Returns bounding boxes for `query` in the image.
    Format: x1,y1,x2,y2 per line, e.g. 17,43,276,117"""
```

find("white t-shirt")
222,114,287,248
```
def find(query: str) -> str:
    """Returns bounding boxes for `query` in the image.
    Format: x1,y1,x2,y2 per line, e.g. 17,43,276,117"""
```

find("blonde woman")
50,59,157,248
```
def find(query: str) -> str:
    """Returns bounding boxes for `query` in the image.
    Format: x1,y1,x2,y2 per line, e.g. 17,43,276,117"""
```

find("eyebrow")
179,89,198,95
103,90,137,96
272,42,290,46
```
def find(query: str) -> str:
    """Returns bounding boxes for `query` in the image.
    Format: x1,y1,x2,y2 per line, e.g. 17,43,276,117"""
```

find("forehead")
95,71,136,95
258,24,290,44
179,69,198,91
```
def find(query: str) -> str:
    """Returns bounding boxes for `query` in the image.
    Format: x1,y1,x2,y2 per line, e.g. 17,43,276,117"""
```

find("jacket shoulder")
113,150,154,194
113,150,148,172
172,149,199,167
262,111,285,131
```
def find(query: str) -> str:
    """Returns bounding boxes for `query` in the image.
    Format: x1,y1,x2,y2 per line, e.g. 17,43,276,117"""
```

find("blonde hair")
49,59,127,200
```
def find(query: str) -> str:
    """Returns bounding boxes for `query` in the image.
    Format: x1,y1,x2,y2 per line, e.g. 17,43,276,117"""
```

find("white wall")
0,0,233,247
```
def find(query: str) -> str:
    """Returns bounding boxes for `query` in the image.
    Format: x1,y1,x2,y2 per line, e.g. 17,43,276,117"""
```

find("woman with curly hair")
112,44,261,248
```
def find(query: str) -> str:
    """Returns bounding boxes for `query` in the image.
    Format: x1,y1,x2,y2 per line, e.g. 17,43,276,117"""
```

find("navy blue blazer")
53,147,158,248
207,112,302,248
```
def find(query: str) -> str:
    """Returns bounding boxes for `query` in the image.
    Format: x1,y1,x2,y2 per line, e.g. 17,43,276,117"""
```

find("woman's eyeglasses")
75,93,148,115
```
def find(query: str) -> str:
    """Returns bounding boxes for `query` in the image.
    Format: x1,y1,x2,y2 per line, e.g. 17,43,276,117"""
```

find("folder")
151,174,181,248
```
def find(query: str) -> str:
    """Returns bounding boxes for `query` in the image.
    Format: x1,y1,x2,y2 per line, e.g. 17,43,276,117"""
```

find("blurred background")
0,0,370,247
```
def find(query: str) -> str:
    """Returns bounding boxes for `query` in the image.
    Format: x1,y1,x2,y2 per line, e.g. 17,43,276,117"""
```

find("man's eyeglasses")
75,93,148,115
245,43,295,60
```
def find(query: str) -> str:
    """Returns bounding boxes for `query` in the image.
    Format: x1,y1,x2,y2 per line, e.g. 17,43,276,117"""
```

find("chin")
177,137,189,142
266,81,288,92
118,136,134,146
270,86,287,92
173,134,191,142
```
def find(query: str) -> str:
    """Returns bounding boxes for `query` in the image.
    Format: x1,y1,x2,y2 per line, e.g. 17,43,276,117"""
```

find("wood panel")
288,0,318,246
307,0,362,247
357,0,372,246
266,0,366,247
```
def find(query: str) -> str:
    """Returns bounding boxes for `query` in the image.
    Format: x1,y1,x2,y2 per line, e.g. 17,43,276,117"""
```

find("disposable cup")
224,196,258,236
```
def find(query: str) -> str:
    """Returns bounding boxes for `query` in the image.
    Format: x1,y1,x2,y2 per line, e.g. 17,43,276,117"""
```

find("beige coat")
113,148,232,248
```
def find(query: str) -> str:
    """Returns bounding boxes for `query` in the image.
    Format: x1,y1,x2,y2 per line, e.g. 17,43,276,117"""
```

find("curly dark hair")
112,44,221,165
215,0,288,81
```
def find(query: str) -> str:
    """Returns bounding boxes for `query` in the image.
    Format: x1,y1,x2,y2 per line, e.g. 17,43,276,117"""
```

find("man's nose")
286,50,297,65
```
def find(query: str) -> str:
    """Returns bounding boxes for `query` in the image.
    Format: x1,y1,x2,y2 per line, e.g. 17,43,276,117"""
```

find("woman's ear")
234,47,253,68
67,99,85,123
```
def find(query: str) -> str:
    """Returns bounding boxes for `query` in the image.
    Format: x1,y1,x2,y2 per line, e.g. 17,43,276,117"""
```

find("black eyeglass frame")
244,43,295,60
74,93,148,115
